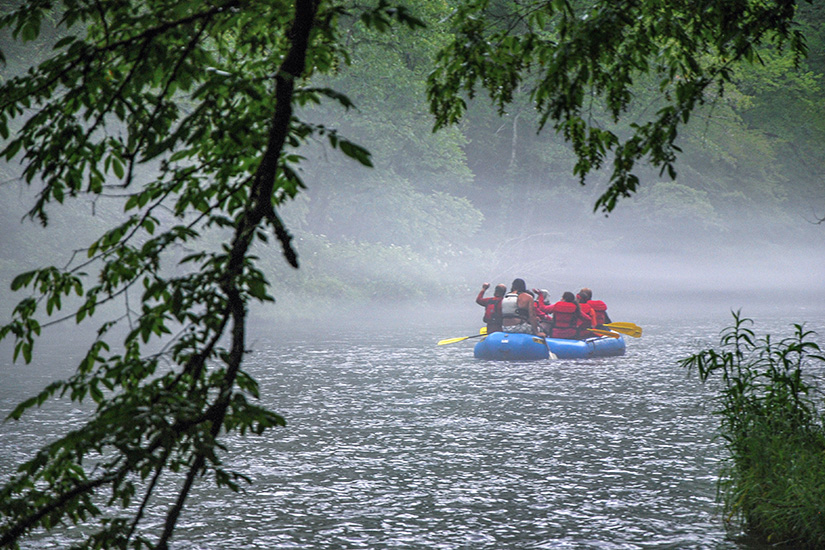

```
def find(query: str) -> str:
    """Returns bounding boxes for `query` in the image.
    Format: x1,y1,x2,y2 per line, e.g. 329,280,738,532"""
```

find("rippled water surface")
2,312,823,549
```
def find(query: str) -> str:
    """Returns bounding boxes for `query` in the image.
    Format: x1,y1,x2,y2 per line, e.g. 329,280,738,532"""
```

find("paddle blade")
604,326,641,337
480,327,487,334
604,322,642,338
605,322,641,331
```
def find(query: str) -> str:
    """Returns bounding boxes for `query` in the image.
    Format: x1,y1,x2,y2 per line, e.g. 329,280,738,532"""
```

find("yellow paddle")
587,328,621,338
603,322,642,338
602,326,641,338
437,327,490,345
604,322,641,331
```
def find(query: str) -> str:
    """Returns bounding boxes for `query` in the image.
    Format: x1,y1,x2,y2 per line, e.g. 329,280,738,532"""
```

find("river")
2,308,823,549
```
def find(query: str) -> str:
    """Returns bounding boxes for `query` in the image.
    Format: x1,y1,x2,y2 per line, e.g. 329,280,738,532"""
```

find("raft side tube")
474,331,625,361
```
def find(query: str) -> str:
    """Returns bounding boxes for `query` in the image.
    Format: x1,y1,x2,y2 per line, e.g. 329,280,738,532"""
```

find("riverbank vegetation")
682,311,825,548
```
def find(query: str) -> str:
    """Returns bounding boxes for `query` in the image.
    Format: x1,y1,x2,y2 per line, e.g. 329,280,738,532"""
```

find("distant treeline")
1,1,823,311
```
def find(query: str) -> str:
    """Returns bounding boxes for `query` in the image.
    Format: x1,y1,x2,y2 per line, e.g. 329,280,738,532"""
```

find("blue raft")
473,331,626,361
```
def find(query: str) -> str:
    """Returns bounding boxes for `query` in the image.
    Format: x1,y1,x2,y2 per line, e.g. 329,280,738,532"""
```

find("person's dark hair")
578,288,592,301
562,291,576,302
511,278,526,293
494,284,507,297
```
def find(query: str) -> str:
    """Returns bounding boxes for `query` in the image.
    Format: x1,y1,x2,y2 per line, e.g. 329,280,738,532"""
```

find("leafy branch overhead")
427,0,810,212
0,1,422,548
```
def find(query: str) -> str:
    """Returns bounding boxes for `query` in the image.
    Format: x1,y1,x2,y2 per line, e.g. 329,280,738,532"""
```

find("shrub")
681,310,825,548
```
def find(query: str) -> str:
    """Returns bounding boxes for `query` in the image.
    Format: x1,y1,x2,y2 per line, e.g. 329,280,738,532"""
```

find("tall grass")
681,311,825,548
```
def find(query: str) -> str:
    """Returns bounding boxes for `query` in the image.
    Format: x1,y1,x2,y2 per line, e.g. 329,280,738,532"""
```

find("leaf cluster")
0,0,424,548
428,0,812,213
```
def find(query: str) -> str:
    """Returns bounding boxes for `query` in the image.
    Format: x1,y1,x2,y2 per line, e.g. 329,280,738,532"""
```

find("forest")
1,0,823,321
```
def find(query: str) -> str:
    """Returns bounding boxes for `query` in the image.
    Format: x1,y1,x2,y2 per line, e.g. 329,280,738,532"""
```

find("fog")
3,173,823,391
469,205,825,311
446,224,824,323
2,25,824,338
275,145,825,324
2,158,824,336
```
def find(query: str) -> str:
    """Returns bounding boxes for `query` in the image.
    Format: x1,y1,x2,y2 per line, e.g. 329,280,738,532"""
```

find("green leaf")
10,270,37,291
112,156,125,179
247,279,269,301
338,140,373,167
3,138,22,161
7,395,39,421
20,20,40,42
52,35,77,49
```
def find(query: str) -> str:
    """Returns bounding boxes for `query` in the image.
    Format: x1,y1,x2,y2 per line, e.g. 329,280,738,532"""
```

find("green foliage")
681,311,825,548
0,1,424,548
428,0,813,213
298,0,480,252
4,0,822,309
264,233,481,304
617,181,722,232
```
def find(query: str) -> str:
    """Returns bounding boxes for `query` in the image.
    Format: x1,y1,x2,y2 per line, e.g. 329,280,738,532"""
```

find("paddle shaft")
437,333,487,346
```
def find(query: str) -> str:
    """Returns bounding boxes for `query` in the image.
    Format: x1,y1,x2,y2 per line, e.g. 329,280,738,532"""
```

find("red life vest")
480,297,502,324
578,302,595,328
550,301,579,339
587,300,608,325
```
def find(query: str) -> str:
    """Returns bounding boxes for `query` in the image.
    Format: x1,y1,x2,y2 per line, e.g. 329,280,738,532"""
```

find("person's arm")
533,291,551,315
476,283,490,306
528,301,543,336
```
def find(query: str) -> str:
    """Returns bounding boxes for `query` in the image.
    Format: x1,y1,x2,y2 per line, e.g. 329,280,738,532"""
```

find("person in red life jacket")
578,287,612,328
544,291,592,339
576,291,598,338
501,278,545,336
476,282,506,334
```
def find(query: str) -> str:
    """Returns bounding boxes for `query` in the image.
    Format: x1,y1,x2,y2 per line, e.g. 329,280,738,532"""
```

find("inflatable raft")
473,331,625,361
